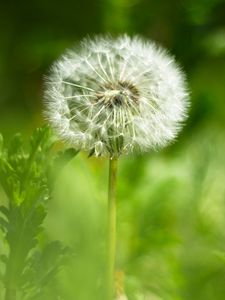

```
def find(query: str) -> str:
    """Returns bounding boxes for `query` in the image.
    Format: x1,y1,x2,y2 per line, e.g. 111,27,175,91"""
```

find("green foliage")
0,126,78,299
22,241,71,300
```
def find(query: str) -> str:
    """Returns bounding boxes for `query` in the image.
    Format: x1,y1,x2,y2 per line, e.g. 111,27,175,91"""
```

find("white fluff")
44,35,189,157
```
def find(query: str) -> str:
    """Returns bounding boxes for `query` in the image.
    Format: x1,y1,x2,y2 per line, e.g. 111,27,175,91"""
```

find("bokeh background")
1,0,225,299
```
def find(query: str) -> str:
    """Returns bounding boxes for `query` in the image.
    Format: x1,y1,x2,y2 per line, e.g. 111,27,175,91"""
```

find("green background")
1,0,225,299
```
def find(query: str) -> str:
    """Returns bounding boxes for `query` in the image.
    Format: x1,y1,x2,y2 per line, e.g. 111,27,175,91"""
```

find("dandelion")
44,35,189,300
44,35,189,158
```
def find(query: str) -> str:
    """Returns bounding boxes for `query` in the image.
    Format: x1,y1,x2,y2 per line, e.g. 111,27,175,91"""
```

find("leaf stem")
107,157,118,300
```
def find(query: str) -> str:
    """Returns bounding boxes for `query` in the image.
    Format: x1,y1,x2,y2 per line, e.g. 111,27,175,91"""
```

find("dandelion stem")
107,157,118,300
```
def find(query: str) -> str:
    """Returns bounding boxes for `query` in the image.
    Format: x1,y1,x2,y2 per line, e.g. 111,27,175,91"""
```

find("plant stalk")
107,157,118,300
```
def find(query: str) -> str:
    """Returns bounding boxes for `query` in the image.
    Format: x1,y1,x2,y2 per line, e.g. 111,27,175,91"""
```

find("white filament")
44,35,189,157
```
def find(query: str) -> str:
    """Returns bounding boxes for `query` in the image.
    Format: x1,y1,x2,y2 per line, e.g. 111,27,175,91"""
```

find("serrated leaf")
20,240,71,298
30,125,52,153
0,125,74,298
8,133,23,157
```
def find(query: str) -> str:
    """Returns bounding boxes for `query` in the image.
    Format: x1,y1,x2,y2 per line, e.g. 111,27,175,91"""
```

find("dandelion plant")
44,35,189,300
0,126,78,300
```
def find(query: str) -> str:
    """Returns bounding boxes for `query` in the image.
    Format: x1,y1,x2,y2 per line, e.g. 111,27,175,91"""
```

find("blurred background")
0,0,225,299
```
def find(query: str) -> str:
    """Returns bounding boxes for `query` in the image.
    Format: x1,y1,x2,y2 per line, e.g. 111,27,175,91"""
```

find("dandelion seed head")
44,35,189,157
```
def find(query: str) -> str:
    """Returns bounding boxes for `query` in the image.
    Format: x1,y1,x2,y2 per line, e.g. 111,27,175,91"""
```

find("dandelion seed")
44,35,189,157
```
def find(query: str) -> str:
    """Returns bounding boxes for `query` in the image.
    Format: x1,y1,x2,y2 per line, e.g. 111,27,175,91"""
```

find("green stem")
107,158,118,300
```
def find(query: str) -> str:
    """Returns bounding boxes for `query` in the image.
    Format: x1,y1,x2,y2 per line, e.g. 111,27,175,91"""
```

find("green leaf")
29,125,52,154
8,133,23,157
0,125,75,297
21,241,71,298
